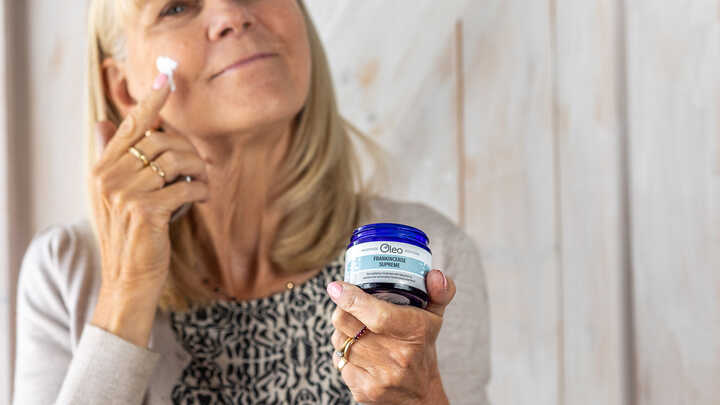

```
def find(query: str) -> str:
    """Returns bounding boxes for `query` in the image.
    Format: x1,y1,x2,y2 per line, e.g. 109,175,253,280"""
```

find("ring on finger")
354,325,368,340
149,160,166,178
335,337,354,358
128,146,150,167
342,338,357,360
342,325,367,361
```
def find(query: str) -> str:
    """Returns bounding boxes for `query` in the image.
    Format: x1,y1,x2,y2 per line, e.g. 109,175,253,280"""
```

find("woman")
13,1,490,404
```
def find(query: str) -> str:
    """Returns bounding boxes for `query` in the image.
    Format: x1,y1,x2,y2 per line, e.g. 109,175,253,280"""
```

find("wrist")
91,285,161,348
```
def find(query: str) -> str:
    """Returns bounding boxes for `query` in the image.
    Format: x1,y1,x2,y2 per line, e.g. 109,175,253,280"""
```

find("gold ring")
342,338,356,360
337,357,348,371
149,161,165,178
128,146,149,166
335,337,354,357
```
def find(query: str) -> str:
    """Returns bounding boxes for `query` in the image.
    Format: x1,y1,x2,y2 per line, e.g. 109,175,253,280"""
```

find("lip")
210,52,277,80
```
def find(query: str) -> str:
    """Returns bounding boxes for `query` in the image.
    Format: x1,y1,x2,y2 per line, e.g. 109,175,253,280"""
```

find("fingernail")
327,282,343,299
153,73,168,90
439,270,448,291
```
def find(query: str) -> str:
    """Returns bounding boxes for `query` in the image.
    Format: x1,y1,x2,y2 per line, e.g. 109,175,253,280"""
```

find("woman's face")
115,0,311,137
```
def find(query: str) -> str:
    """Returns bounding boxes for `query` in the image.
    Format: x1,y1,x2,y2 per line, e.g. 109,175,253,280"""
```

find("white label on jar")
344,241,432,293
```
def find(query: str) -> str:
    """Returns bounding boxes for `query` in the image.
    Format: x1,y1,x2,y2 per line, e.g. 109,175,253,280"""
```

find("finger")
129,150,210,192
330,328,392,373
146,177,209,217
134,129,200,162
331,329,349,352
95,121,118,159
332,352,379,405
424,269,457,317
154,150,209,183
332,345,371,379
102,73,172,163
331,307,367,341
327,281,426,339
117,129,205,176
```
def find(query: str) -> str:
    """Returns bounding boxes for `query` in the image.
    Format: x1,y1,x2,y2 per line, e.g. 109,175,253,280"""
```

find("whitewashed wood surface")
625,1,720,404
458,1,562,403
553,0,629,403
0,1,718,404
0,2,11,404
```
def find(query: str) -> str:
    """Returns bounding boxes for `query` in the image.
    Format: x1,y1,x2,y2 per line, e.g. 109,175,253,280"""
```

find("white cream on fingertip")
156,56,179,92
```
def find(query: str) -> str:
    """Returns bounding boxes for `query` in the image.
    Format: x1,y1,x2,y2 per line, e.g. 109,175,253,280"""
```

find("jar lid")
348,223,430,252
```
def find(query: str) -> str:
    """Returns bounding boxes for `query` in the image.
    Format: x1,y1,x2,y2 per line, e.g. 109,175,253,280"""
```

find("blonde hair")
85,0,385,311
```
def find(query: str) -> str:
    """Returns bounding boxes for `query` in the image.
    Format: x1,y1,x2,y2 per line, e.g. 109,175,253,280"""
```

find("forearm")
55,324,161,405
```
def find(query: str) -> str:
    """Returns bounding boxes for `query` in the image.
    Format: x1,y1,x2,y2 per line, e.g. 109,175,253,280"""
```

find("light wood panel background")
0,1,11,404
1,1,718,404
626,1,720,404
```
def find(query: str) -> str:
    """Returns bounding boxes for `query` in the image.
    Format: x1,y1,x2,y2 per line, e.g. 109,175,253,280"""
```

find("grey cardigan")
13,196,490,404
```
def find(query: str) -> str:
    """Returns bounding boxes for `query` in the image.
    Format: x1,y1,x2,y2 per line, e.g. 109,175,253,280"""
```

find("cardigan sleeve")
435,227,492,405
13,225,161,405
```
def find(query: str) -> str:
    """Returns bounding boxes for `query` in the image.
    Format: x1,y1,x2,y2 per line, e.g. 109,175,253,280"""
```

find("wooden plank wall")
1,1,718,404
309,1,719,404
553,0,629,403
307,1,468,221
0,0,11,403
459,2,562,403
625,1,720,404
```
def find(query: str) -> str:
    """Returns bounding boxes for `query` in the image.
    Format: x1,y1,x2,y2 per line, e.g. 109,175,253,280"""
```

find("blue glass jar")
344,223,432,308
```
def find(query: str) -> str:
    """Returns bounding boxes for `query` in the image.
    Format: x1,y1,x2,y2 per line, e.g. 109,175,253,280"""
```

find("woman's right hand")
89,73,209,347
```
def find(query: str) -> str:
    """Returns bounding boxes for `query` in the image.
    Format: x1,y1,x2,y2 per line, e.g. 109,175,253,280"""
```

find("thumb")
424,269,456,317
95,120,117,159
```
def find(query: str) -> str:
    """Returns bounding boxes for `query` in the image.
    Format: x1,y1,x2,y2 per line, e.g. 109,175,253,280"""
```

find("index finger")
327,281,429,340
102,73,172,162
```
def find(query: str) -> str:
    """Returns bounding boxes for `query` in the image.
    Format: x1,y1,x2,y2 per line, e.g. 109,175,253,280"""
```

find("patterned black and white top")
168,253,356,405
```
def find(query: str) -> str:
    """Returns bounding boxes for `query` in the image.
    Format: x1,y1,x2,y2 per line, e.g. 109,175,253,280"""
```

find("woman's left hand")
327,269,456,405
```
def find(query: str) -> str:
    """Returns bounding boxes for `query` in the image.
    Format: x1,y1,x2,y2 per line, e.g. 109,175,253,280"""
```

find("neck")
186,121,291,297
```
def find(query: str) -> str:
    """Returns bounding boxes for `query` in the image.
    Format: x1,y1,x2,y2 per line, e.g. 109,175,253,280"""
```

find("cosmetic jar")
344,223,432,308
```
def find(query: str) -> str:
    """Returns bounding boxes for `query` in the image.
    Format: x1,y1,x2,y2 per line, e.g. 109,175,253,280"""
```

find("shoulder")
21,218,99,284
362,195,481,274
18,218,101,342
22,218,97,265
363,195,457,234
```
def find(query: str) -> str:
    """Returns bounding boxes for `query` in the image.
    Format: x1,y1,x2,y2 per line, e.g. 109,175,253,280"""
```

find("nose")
207,2,254,41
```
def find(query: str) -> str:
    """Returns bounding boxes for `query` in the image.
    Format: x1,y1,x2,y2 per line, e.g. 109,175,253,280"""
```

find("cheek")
124,48,155,100
293,29,312,96
263,2,312,93
125,31,206,99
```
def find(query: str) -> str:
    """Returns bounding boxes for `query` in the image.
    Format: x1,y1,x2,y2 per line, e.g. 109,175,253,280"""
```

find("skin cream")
156,56,178,92
344,223,432,308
